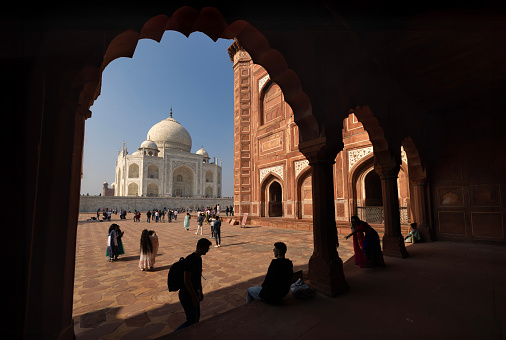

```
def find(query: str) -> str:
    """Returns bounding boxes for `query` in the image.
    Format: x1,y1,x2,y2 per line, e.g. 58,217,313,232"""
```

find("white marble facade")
113,110,222,198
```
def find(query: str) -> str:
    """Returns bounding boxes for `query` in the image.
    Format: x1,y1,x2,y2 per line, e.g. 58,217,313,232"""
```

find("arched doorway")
268,181,283,217
296,169,312,219
172,165,194,197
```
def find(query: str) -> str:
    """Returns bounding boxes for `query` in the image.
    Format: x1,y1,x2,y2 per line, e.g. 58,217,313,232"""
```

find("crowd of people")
101,208,425,333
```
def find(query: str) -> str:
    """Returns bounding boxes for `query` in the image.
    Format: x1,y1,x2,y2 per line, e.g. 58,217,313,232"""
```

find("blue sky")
81,32,235,196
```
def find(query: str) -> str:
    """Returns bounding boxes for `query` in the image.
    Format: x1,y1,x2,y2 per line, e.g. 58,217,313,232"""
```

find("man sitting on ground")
247,242,293,304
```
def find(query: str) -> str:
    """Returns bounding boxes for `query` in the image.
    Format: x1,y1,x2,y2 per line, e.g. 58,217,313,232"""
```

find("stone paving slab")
73,213,355,339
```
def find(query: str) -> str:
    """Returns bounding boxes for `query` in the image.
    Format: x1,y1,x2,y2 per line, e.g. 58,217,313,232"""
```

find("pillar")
410,178,433,241
375,162,409,258
304,143,349,297
23,83,88,338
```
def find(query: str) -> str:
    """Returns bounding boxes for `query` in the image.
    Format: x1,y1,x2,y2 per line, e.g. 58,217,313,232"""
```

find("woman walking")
184,213,191,231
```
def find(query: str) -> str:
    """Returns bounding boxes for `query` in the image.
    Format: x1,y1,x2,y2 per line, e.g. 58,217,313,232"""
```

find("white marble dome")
140,139,158,150
196,146,209,158
147,111,192,152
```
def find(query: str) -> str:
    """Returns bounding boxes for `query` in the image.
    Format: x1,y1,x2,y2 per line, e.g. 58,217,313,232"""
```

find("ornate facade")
229,42,411,226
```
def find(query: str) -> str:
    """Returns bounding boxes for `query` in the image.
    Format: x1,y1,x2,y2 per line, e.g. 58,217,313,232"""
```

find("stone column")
410,177,432,241
375,162,409,258
24,95,89,339
303,142,349,297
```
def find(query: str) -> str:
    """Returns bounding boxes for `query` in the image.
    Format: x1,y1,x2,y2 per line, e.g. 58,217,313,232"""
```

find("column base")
307,253,349,297
382,234,409,258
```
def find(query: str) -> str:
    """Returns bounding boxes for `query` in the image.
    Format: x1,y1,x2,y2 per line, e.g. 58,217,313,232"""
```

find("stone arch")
147,164,159,179
295,167,312,219
260,173,284,217
205,170,214,183
147,183,159,197
86,6,319,145
172,165,194,197
127,182,139,196
351,105,395,166
260,80,284,126
128,163,139,178
349,153,375,215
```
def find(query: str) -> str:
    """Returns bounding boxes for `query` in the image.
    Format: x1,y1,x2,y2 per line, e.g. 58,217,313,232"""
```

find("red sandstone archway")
260,173,284,217
295,167,312,220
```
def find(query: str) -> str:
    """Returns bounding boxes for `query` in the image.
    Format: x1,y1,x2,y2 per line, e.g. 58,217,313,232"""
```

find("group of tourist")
104,211,427,333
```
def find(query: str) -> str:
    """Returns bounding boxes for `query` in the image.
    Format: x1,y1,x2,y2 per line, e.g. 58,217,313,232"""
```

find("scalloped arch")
86,6,318,143
351,105,392,165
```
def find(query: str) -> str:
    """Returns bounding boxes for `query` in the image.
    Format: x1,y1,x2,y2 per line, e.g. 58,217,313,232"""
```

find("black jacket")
259,258,293,303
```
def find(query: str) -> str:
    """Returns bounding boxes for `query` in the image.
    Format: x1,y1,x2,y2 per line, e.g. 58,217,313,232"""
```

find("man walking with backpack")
175,238,212,331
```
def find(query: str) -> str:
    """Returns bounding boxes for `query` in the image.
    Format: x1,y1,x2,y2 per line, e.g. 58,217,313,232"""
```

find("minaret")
228,39,252,215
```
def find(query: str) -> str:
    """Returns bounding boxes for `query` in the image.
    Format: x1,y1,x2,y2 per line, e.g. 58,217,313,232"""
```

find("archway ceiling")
23,2,506,146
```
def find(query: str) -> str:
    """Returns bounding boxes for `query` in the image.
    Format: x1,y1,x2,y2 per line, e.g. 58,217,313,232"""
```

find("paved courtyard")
73,213,355,339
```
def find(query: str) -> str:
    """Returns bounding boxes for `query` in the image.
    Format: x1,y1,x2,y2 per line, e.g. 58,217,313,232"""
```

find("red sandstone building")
229,40,412,233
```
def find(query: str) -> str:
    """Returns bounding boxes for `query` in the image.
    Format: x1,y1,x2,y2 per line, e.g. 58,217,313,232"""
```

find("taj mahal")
112,108,222,198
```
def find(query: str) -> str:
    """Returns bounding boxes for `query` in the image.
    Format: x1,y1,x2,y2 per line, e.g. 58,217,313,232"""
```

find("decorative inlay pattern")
172,160,196,172
348,147,373,170
260,165,284,183
295,160,309,177
259,74,270,92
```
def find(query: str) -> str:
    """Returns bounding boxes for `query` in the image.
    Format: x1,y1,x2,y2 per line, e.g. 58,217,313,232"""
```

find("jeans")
214,229,221,246
176,289,200,331
247,285,263,303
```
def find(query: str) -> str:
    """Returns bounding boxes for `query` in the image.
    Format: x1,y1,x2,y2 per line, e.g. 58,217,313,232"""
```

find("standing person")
196,213,204,235
161,209,165,223
213,217,222,247
246,242,293,304
106,224,120,262
116,225,125,260
226,206,229,216
344,216,385,267
230,205,234,216
168,210,172,223
216,204,221,216
174,210,178,221
139,229,159,271
175,238,212,331
147,210,152,223
184,213,191,231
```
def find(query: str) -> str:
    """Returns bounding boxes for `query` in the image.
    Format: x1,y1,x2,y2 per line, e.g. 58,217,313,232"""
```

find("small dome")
196,146,209,158
140,139,158,150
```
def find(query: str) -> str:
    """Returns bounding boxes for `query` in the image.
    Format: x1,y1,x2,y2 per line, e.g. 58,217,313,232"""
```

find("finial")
170,107,173,118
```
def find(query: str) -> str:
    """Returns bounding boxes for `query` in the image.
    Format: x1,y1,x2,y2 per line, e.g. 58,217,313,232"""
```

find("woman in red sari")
345,216,385,267
350,220,368,268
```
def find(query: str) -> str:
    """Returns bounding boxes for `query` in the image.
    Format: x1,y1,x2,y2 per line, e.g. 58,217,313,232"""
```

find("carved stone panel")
438,211,466,234
471,212,504,238
348,147,373,170
260,165,284,183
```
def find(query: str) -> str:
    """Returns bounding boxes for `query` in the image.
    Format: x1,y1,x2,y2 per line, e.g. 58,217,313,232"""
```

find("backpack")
167,257,185,291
